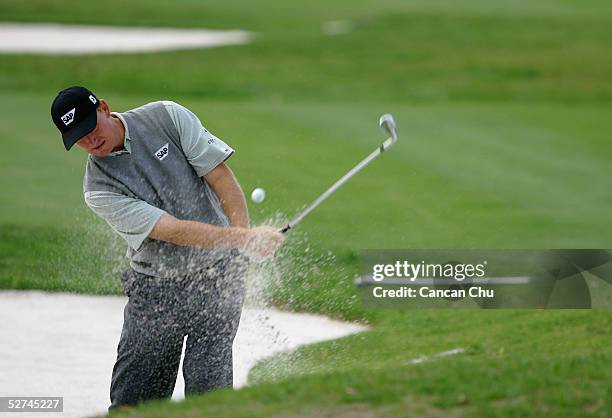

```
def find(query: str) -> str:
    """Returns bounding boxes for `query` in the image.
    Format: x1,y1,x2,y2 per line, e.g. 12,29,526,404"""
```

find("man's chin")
91,148,110,157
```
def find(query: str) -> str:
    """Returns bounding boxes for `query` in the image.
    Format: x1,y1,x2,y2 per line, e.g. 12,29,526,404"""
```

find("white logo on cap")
155,143,170,161
89,95,97,104
61,108,76,126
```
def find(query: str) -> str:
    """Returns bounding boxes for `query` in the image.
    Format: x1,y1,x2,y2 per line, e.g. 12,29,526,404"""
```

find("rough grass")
106,310,611,418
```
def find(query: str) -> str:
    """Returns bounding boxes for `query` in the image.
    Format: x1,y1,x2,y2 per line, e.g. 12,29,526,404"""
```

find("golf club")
280,113,398,234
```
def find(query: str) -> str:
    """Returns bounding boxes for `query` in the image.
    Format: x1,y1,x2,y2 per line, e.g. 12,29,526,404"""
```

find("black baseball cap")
51,86,100,150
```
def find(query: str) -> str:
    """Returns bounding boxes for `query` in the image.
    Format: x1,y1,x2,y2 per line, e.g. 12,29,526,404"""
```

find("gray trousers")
109,255,247,410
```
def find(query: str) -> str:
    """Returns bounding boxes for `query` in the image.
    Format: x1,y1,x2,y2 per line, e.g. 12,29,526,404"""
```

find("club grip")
280,225,291,234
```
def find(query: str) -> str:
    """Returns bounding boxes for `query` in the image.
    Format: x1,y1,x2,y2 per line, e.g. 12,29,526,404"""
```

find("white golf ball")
251,187,266,203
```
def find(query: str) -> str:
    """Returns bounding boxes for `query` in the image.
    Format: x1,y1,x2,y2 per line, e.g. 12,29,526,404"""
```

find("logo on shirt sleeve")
155,143,170,161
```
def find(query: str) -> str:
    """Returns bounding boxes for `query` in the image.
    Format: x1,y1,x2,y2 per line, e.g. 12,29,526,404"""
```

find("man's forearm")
204,163,249,228
149,213,285,258
150,213,249,249
218,184,249,228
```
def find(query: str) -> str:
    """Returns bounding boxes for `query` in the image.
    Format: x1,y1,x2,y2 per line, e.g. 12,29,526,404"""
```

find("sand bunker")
0,291,366,418
0,23,252,54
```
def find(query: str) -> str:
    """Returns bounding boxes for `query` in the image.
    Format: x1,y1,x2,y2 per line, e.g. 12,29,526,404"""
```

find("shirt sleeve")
84,191,166,251
162,101,235,177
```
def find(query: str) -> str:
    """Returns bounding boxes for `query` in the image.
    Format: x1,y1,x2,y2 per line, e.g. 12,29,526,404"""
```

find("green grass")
2,4,612,103
3,94,612,320
1,0,611,416
107,310,611,418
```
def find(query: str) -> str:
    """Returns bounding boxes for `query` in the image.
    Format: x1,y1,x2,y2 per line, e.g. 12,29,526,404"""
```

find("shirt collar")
108,112,131,156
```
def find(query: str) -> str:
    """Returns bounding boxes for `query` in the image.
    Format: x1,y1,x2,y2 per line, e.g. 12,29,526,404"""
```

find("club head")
379,113,398,143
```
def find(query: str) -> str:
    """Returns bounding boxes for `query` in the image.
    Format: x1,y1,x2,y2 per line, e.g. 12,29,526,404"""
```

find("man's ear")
98,99,110,115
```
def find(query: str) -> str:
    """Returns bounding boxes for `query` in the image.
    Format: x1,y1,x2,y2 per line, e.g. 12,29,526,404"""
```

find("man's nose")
80,135,95,146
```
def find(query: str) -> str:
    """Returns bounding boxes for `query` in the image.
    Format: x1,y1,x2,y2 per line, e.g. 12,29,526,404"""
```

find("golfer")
50,86,285,410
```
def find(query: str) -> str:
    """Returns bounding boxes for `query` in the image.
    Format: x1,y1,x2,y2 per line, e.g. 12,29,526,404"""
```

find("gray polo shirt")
85,101,234,252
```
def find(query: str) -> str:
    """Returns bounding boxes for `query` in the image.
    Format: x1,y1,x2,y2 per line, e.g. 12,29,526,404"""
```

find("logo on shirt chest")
154,143,170,161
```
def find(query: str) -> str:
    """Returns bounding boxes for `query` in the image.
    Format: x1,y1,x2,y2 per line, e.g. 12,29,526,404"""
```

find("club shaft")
281,134,395,233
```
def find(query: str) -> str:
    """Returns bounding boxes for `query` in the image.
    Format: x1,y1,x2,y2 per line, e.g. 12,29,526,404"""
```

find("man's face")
76,100,123,157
